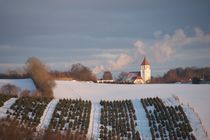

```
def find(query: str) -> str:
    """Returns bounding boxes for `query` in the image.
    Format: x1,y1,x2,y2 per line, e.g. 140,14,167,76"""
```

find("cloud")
134,27,210,63
93,65,106,74
93,27,210,74
133,40,147,56
193,27,210,43
92,53,118,59
109,53,133,70
93,53,133,74
194,27,204,38
152,42,175,63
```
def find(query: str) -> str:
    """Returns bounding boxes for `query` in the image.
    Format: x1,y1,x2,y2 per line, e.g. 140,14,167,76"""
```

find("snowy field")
37,99,59,130
54,80,210,137
0,79,209,138
0,98,17,119
0,79,36,92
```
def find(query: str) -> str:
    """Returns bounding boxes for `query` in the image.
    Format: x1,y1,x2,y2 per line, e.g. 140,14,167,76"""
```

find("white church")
127,57,151,84
139,57,151,83
99,57,151,84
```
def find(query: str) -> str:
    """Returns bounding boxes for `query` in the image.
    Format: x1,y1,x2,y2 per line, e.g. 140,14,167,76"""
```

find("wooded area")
151,67,210,83
50,63,97,82
0,60,210,84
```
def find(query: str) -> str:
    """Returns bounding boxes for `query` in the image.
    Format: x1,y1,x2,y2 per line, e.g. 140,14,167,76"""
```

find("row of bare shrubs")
0,118,87,140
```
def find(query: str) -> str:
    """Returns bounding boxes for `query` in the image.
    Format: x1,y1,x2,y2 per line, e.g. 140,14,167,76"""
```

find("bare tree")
26,57,55,97
0,119,35,140
19,89,30,97
0,84,20,96
70,63,97,82
116,72,129,83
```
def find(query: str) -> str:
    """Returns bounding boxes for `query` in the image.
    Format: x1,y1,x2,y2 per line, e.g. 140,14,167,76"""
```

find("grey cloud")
0,0,210,75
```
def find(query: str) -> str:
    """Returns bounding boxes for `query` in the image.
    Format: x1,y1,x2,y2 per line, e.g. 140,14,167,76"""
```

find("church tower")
140,57,151,83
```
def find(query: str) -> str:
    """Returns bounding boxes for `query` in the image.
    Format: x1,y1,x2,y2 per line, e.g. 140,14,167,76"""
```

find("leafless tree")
26,57,55,97
0,84,20,96
70,63,97,82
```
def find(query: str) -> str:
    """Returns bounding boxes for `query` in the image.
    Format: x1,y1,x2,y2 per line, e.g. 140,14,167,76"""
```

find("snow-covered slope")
37,99,59,130
133,99,152,139
91,103,101,139
0,79,36,91
0,98,17,119
183,105,208,140
53,80,210,137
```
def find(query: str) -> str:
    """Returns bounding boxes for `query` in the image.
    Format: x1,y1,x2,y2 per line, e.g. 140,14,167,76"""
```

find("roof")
136,76,142,79
129,71,140,76
141,57,150,65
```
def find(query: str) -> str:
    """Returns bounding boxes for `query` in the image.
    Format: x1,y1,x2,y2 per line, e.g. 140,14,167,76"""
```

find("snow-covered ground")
91,102,101,140
0,79,209,138
162,97,208,140
87,102,94,139
0,98,17,119
0,79,36,92
183,105,208,140
53,80,210,137
162,96,180,107
37,99,59,130
132,99,152,139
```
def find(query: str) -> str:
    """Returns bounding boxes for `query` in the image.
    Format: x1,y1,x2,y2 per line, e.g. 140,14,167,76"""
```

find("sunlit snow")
53,80,210,137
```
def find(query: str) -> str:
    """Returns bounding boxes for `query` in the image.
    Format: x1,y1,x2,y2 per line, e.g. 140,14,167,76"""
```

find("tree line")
0,58,97,97
1,58,209,84
0,62,97,83
50,63,97,82
151,67,210,83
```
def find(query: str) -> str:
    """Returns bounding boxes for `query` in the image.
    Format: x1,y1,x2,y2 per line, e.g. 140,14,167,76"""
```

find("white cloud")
93,65,106,74
194,27,204,38
133,40,147,56
193,27,210,43
93,27,210,74
93,53,133,74
134,27,210,63
152,41,175,63
92,53,118,59
109,53,133,70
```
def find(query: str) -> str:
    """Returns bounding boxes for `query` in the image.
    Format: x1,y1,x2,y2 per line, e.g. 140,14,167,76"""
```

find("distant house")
125,72,140,83
98,71,115,83
103,71,113,80
134,76,144,84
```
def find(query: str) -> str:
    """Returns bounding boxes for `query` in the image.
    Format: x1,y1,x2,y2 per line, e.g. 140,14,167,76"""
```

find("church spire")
141,57,150,65
140,57,151,83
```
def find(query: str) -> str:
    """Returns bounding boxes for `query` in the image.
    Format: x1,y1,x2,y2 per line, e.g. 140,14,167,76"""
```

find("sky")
0,0,210,77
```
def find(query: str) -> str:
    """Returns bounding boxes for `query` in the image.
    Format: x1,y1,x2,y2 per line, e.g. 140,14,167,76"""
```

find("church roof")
136,75,142,79
129,71,140,76
141,57,150,65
